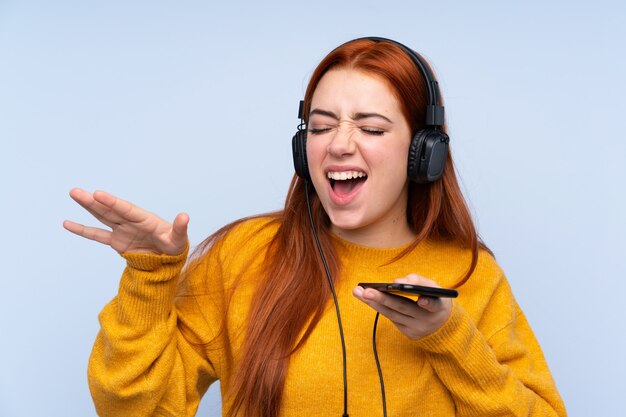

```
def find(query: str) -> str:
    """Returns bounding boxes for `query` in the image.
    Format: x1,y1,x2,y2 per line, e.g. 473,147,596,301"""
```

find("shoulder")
219,216,281,249
418,239,516,334
426,238,509,299
200,215,282,267
417,239,504,289
179,216,282,294
214,215,282,258
463,252,524,341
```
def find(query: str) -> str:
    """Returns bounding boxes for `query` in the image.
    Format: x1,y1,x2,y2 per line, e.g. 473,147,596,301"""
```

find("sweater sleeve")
87,246,219,417
413,277,567,416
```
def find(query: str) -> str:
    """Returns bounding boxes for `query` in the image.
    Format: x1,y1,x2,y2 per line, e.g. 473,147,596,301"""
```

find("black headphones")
292,36,450,184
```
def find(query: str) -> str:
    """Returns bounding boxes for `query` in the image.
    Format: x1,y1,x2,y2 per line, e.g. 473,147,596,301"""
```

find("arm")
415,298,567,416
354,272,566,416
64,189,219,416
88,249,218,417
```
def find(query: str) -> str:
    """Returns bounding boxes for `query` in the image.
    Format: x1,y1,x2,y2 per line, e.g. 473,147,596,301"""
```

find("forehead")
310,68,401,116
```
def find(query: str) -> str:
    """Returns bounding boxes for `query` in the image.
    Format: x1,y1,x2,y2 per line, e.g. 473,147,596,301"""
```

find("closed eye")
361,128,385,136
308,127,332,135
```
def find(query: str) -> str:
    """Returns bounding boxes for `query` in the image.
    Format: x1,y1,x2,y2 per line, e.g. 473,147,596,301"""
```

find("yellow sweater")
88,217,567,416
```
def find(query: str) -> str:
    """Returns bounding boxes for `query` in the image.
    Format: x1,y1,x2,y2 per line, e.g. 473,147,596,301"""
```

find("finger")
92,190,150,223
82,206,118,228
356,292,414,327
394,273,441,288
63,220,112,246
355,286,442,319
172,213,189,238
69,188,123,226
354,286,413,310
171,213,189,252
363,288,419,317
354,287,415,324
368,300,418,328
416,296,447,313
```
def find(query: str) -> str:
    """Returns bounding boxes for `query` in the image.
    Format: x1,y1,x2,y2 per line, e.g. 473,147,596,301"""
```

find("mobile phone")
358,283,458,298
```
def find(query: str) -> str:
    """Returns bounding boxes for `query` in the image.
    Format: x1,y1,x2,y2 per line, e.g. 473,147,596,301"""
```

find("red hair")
194,39,487,417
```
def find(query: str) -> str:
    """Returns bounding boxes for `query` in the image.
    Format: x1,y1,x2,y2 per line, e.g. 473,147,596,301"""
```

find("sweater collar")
329,232,434,266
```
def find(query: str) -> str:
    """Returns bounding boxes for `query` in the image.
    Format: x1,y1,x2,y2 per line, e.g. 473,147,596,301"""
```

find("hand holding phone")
354,277,455,340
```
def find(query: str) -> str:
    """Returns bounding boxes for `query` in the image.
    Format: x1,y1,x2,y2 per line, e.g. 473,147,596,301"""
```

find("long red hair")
195,38,487,417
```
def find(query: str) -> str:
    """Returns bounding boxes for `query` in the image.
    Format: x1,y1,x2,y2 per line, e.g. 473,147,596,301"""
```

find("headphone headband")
336,37,445,127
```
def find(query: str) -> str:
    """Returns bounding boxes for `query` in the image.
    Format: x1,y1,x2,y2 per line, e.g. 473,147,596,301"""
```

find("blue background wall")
1,1,625,416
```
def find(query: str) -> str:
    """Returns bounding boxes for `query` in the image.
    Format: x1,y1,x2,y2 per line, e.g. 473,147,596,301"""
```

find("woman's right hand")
63,188,189,256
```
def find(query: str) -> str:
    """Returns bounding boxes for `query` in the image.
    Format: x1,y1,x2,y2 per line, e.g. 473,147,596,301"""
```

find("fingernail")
395,277,407,283
354,287,363,297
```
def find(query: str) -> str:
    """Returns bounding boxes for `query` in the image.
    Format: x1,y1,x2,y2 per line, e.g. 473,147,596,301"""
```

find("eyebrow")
309,108,393,124
353,112,393,124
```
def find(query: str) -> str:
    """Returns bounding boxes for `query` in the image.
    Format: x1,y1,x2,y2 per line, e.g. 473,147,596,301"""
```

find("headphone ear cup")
408,129,428,183
407,128,450,183
292,129,310,181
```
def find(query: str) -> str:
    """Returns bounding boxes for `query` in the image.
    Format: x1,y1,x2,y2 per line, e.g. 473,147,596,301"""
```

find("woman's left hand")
353,274,452,340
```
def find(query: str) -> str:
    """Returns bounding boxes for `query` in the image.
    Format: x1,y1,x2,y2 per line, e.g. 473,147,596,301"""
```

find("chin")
327,211,368,232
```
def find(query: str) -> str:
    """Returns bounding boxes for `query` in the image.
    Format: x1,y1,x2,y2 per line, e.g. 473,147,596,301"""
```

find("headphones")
292,36,450,184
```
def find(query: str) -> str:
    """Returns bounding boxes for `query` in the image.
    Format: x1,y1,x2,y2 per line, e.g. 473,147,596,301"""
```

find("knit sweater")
88,217,567,416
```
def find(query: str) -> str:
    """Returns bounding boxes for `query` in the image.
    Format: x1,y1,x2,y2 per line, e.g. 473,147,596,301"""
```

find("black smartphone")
358,283,458,298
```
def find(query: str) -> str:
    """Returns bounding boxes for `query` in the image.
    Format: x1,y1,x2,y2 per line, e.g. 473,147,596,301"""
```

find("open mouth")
327,171,368,197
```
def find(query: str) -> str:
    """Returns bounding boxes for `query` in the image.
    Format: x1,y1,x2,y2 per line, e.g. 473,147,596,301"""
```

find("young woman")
64,38,567,417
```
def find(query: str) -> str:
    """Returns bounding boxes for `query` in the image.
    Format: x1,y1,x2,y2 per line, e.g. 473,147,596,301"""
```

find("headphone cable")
305,180,349,417
373,312,388,417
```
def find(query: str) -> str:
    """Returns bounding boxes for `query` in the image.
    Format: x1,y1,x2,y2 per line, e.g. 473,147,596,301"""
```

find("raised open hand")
63,188,189,256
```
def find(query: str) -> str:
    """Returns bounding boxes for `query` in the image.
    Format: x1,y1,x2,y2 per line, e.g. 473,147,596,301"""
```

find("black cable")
372,312,388,417
304,180,349,417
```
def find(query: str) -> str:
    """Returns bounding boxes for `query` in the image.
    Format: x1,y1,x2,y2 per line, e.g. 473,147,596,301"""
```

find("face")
307,68,414,247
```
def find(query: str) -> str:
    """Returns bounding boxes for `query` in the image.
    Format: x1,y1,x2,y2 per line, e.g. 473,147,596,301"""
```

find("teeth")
327,171,367,180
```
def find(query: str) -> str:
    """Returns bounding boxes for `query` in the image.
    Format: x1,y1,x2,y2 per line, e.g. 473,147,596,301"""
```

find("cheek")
305,138,331,192
365,145,410,196
306,137,326,167
362,140,410,174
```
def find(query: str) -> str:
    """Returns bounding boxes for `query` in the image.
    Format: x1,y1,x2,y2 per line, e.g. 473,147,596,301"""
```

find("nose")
327,123,357,158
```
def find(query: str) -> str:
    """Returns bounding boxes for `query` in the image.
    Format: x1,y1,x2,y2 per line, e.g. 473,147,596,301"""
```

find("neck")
331,216,415,248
